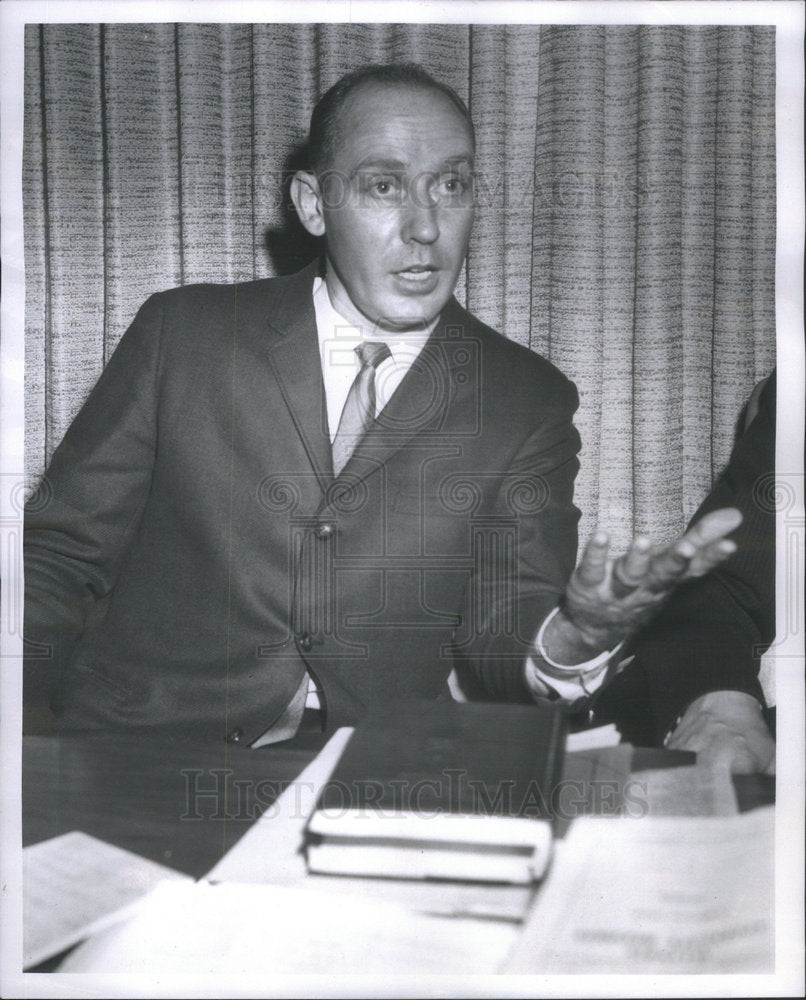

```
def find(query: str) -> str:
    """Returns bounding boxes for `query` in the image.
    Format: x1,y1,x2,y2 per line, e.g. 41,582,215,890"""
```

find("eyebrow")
349,154,474,178
441,155,474,167
350,158,407,178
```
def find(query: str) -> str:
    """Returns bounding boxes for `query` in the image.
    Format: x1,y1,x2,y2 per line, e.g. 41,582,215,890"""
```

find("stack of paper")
503,806,774,974
23,831,190,968
58,880,518,974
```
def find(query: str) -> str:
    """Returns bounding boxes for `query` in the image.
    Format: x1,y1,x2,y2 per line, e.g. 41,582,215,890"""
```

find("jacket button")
316,522,335,539
226,727,244,743
299,632,313,652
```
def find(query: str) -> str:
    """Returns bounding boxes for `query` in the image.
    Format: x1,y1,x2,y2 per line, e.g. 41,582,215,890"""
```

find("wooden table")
20,729,775,979
22,729,330,878
24,729,760,880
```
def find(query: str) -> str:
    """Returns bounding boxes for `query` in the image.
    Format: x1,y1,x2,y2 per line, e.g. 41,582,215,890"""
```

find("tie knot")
356,341,392,370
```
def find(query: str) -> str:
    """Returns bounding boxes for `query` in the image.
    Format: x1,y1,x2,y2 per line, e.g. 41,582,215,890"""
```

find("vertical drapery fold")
23,22,776,552
601,27,640,541
102,25,183,343
28,25,107,454
680,26,720,513
750,30,776,378
23,26,48,466
631,26,688,542
711,28,774,474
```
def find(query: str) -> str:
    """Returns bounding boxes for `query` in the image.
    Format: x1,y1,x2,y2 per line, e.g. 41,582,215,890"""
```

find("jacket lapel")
326,297,475,490
262,272,479,504
263,260,335,494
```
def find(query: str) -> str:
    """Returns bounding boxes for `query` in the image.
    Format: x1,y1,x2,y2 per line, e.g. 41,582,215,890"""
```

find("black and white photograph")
1,1,803,997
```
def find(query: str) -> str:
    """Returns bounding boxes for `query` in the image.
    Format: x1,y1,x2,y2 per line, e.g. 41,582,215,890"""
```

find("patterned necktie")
331,341,392,476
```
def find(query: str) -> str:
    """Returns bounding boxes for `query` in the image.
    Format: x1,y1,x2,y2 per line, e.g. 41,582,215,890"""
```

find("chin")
380,313,434,332
379,298,444,331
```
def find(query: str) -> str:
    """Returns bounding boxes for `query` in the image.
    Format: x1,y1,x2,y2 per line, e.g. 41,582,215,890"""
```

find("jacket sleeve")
24,293,166,707
593,374,775,745
452,372,581,702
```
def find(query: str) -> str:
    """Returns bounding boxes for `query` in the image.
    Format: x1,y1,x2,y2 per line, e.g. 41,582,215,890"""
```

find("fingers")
683,507,742,548
576,510,741,603
666,692,776,774
686,537,738,577
665,709,701,749
644,538,698,591
645,508,741,591
611,536,651,597
575,530,610,587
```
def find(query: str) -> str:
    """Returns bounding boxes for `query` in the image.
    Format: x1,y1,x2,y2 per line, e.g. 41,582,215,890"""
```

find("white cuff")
525,607,623,701
525,657,609,700
535,606,621,674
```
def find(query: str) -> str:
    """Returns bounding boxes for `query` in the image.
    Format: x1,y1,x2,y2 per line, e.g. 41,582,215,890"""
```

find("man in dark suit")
23,64,743,748
593,374,777,773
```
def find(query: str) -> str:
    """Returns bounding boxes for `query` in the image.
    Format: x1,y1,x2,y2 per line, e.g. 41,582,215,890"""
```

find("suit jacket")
24,261,582,741
592,373,775,745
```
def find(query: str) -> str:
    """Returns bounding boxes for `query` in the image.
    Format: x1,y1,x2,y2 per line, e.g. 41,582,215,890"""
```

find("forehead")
329,82,474,169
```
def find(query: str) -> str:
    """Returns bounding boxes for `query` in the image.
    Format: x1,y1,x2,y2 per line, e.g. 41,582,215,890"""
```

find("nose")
400,199,439,245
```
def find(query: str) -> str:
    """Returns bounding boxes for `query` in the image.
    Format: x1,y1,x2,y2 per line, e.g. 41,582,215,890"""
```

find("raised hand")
544,508,743,664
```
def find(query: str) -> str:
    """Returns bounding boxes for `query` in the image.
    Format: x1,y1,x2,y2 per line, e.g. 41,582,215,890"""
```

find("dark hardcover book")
305,700,567,883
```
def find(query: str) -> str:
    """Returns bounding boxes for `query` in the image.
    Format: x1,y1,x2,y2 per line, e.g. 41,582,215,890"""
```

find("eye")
365,176,401,198
436,174,472,199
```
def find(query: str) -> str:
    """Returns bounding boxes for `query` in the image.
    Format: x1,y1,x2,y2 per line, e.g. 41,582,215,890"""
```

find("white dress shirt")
305,277,613,709
313,276,436,437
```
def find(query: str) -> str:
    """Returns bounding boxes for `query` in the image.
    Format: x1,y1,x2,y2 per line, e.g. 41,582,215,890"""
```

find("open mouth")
394,266,439,286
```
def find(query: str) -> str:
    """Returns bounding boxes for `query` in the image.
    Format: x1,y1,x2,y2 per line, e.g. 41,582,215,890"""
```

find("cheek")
452,210,475,247
329,213,390,268
438,209,474,259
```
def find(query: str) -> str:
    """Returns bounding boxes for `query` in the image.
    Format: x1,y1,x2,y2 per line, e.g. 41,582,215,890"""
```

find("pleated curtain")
23,22,776,552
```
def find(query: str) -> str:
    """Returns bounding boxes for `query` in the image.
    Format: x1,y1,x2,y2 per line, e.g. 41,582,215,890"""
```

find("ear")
290,171,326,237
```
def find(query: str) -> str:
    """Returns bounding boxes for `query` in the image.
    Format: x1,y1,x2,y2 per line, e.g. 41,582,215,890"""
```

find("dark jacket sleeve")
23,294,165,710
593,374,775,745
453,369,581,702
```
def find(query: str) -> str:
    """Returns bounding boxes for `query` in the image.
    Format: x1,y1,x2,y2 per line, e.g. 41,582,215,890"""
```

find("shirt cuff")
525,606,623,701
